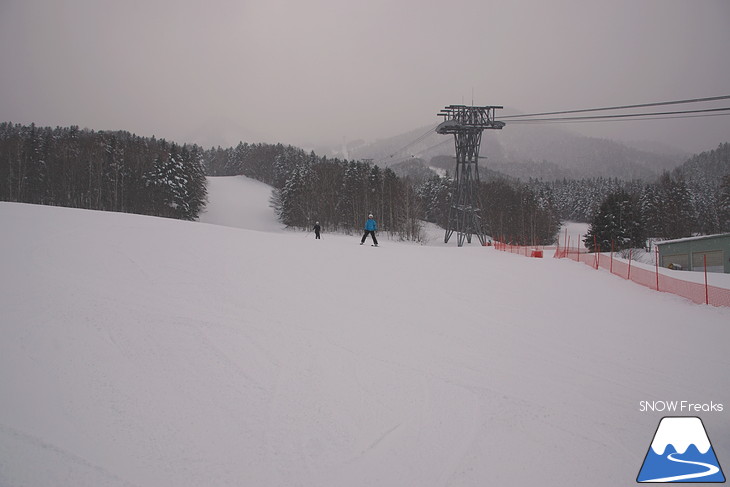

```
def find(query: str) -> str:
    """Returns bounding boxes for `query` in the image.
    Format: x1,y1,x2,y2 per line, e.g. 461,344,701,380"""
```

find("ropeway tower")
437,105,505,246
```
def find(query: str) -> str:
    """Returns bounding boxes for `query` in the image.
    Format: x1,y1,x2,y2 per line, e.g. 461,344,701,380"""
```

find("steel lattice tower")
437,105,505,246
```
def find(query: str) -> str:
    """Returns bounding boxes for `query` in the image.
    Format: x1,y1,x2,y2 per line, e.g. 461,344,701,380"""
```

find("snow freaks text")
639,401,724,413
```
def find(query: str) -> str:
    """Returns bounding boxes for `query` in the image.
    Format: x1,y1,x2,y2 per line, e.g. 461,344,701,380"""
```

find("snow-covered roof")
655,233,730,246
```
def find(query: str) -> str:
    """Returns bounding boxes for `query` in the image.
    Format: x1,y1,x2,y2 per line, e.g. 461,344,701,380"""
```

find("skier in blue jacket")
360,213,378,246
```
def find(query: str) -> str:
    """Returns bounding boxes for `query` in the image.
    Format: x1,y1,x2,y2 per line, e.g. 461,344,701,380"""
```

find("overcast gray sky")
1,0,729,153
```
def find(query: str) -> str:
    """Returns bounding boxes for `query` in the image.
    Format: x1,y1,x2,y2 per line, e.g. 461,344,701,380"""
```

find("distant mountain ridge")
673,142,730,184
340,122,690,181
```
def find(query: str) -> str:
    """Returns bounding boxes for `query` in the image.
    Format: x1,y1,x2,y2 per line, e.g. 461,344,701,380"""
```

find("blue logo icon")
637,417,725,483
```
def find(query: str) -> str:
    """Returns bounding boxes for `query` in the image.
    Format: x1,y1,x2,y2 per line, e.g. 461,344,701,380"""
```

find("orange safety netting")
493,240,555,257
552,244,730,307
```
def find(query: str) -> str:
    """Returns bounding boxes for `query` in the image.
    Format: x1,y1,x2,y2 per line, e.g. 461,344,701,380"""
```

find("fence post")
704,254,709,305
610,240,614,274
655,246,660,291
579,235,582,262
628,249,633,280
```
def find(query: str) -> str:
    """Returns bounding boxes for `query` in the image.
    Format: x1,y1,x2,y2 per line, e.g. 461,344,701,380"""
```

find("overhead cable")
500,95,730,119
384,138,453,164
376,123,440,164
504,106,730,124
507,111,730,125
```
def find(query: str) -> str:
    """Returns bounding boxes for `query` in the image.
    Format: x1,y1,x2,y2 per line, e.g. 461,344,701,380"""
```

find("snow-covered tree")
655,172,695,239
276,159,314,227
584,189,645,252
417,175,451,228
179,144,208,220
720,175,730,231
144,143,207,220
639,184,663,238
337,160,370,229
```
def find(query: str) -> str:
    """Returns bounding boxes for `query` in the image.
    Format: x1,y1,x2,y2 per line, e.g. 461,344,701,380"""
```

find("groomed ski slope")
1,175,728,487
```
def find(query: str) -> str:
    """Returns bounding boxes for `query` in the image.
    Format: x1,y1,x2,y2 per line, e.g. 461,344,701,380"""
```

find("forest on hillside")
526,143,730,241
204,143,561,245
0,123,208,220
1,123,727,246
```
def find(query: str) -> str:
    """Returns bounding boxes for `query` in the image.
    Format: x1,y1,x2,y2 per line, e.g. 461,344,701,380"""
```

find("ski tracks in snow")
0,423,141,487
257,321,493,486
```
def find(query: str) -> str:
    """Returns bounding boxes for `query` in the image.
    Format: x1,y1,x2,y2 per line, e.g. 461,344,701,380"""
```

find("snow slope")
1,176,729,486
198,176,283,233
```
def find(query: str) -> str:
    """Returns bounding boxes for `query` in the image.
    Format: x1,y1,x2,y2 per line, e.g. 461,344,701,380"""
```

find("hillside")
344,123,688,181
673,142,730,184
1,177,729,486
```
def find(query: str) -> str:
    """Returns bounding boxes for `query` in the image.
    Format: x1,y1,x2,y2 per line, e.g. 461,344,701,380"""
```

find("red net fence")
494,236,730,307
553,243,730,307
493,240,556,258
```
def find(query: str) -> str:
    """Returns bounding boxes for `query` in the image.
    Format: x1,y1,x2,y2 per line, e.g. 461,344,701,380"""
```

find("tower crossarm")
436,105,505,133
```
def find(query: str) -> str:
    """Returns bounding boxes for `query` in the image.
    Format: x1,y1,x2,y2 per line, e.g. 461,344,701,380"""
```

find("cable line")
507,111,730,125
508,113,730,127
376,123,440,164
500,95,730,119
504,106,730,123
385,139,453,164
367,94,728,165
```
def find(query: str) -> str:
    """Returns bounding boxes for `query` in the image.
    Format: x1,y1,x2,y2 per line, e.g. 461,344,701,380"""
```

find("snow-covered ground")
558,220,590,248
1,176,729,487
557,220,730,288
199,176,284,233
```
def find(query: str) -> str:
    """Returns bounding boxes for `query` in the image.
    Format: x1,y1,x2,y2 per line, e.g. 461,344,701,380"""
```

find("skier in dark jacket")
313,221,321,239
360,214,378,246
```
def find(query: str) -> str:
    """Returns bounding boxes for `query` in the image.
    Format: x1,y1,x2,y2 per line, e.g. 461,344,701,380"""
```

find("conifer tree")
417,175,451,228
180,144,208,220
639,184,663,237
656,172,695,239
277,160,313,227
719,175,730,231
584,189,645,252
144,143,206,220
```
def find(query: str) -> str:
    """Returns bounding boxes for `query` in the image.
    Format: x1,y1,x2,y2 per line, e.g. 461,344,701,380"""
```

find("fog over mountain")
336,122,692,181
